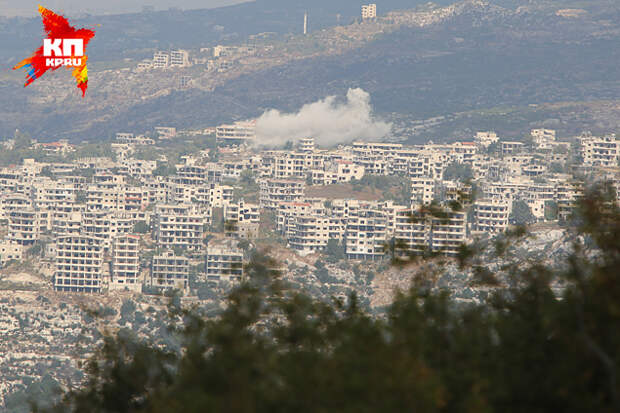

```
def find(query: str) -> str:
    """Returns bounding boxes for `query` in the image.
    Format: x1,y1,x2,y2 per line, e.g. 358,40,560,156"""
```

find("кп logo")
13,5,96,97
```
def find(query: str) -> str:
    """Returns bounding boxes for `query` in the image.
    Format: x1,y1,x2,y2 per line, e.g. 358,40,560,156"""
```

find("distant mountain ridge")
1,0,619,141
0,0,455,66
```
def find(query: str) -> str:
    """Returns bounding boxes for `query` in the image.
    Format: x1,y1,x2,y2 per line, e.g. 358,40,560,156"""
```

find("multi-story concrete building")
580,134,619,167
0,193,32,221
298,137,315,153
224,200,260,239
52,210,83,237
169,49,190,67
206,244,243,284
362,3,377,19
502,141,525,156
311,160,364,185
8,209,43,246
0,241,23,266
394,208,466,257
54,235,104,293
152,51,169,69
475,131,499,148
428,211,466,255
110,234,141,291
272,152,314,179
155,204,204,252
259,179,305,209
531,128,556,150
411,177,435,206
82,211,134,250
288,215,343,255
216,121,256,145
277,201,325,237
31,179,76,210
151,252,189,290
473,200,510,235
345,208,387,260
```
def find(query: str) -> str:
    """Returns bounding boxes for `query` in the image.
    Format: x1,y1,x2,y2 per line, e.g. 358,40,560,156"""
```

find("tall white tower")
304,11,308,35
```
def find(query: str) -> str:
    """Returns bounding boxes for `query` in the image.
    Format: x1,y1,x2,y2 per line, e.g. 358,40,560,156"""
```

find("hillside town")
0,125,618,295
2,102,620,411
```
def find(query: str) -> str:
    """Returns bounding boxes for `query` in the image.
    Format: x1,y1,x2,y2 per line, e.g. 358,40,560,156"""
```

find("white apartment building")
411,177,436,206
394,208,466,257
273,152,314,179
311,160,364,185
224,200,260,239
425,142,477,164
31,179,76,210
169,49,190,67
110,234,141,291
288,215,343,255
120,159,157,178
155,126,177,139
408,152,446,179
0,241,23,266
581,134,619,167
0,169,22,193
345,208,387,260
475,131,499,148
82,211,134,250
155,204,205,252
362,4,377,19
216,121,256,145
153,51,169,69
531,128,556,149
8,209,46,246
174,164,221,186
473,200,510,235
502,141,525,156
0,193,32,220
206,244,243,284
115,133,155,145
298,137,315,153
52,210,83,237
207,184,234,208
428,211,467,255
54,235,104,293
259,179,305,209
151,252,189,290
277,201,325,238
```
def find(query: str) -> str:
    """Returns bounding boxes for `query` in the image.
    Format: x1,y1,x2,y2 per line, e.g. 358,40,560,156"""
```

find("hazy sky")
1,0,250,17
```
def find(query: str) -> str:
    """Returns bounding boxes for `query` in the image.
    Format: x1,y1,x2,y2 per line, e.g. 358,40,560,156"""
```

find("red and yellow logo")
13,5,96,97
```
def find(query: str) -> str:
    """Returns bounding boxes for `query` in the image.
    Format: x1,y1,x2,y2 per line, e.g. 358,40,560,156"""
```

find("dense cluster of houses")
0,129,617,294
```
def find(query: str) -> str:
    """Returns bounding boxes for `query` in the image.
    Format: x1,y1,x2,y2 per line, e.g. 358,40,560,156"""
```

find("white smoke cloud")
255,88,391,147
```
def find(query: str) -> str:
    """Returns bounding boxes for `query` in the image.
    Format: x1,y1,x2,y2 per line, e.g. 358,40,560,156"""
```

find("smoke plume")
255,88,391,146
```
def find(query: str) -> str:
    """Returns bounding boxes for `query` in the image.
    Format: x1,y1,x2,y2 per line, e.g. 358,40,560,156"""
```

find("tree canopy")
510,199,536,225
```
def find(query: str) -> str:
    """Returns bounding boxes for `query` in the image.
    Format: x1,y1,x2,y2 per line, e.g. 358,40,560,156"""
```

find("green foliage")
510,199,536,225
545,200,558,221
70,142,116,160
237,239,251,252
42,189,620,413
75,168,95,179
153,163,176,177
75,190,87,204
5,374,61,413
443,161,474,182
549,162,564,174
324,239,345,264
133,222,149,234
120,300,137,319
